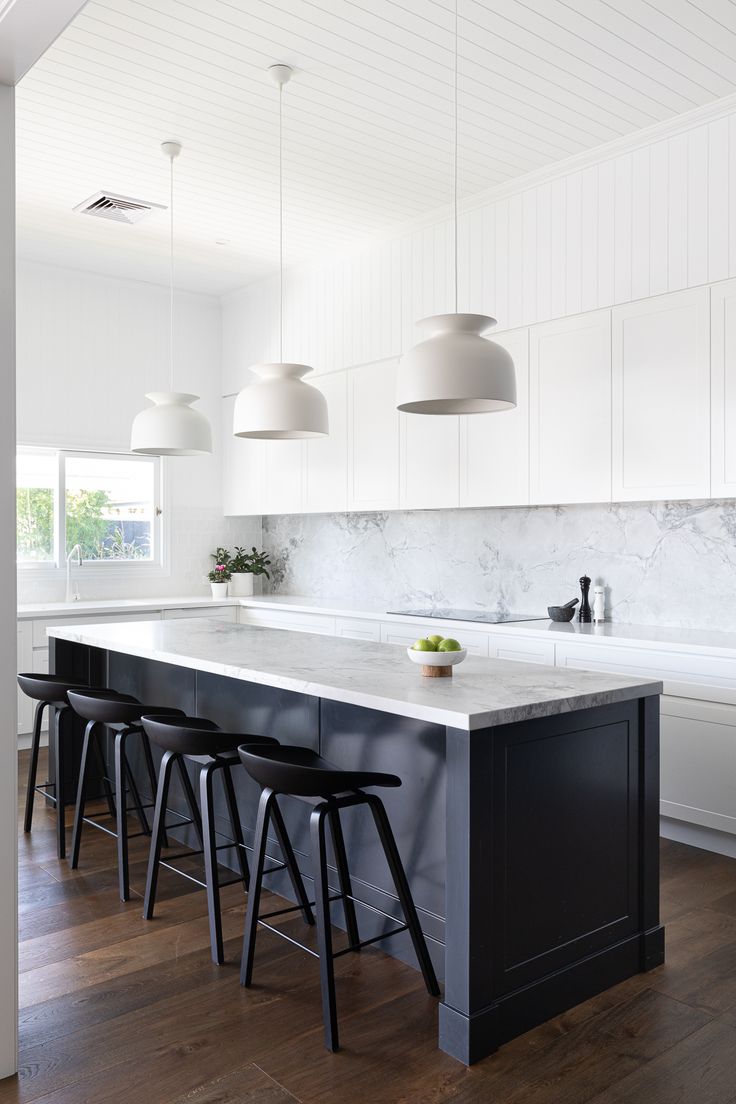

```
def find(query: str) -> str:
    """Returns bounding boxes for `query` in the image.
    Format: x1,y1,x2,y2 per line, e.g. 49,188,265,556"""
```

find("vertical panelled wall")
221,105,736,396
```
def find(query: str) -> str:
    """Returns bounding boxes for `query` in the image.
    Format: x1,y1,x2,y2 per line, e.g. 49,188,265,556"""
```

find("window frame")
17,445,166,577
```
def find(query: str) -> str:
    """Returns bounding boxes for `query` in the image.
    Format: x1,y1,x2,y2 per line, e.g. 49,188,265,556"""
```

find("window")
17,448,162,568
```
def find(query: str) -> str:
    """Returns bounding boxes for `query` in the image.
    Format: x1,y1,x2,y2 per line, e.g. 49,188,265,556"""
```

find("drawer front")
334,617,381,642
380,621,489,656
34,611,162,647
660,695,736,834
555,640,736,695
488,635,555,666
163,606,237,621
239,608,337,635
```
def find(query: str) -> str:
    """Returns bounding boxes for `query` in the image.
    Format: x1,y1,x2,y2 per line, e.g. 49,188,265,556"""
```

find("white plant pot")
210,582,229,599
229,572,254,597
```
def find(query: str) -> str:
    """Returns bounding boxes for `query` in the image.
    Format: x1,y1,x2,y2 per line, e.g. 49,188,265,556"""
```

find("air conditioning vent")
73,191,166,224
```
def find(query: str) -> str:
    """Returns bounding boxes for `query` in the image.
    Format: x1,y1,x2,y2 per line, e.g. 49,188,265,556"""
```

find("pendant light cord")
453,0,458,314
169,150,175,390
279,79,284,364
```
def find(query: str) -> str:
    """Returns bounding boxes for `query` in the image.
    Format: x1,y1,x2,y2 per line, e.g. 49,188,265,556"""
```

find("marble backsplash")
263,499,736,632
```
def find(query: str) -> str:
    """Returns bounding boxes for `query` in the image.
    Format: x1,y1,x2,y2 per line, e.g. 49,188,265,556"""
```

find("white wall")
222,96,736,391
0,81,18,1079
16,261,259,603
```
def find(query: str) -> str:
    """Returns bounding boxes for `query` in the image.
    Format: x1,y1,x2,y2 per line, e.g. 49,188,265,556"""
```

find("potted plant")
229,546,272,596
208,551,232,598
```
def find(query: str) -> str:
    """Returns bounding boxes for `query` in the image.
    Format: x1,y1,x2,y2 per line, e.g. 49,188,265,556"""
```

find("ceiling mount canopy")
131,141,213,456
233,64,328,441
396,1,516,417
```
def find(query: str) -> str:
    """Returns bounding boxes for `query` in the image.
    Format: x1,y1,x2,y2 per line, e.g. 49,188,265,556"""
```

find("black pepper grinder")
578,574,592,623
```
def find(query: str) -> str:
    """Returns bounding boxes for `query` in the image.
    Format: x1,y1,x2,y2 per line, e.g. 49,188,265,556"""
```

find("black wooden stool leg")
328,807,360,950
240,787,275,987
70,719,96,869
176,758,204,848
310,804,339,1052
125,752,150,835
141,735,168,846
366,794,440,997
23,700,46,833
221,765,249,891
91,729,116,819
201,762,225,965
114,728,133,901
53,706,67,860
270,799,314,926
143,750,177,920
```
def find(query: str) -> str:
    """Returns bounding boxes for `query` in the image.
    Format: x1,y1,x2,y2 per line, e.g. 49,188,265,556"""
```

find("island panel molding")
48,619,663,1065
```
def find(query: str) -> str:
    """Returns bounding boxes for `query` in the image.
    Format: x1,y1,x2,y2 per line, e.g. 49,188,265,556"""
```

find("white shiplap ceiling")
15,0,736,295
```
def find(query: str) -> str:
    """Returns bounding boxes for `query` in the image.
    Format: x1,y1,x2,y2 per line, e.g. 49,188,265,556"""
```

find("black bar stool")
67,690,190,902
141,715,314,965
17,673,94,859
238,744,440,1052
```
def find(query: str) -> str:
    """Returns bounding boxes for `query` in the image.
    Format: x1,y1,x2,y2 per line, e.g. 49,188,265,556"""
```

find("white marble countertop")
48,617,661,731
239,595,736,658
18,596,237,621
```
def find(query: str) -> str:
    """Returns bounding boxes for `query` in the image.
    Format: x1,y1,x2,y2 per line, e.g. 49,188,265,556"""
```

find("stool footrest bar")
332,925,409,958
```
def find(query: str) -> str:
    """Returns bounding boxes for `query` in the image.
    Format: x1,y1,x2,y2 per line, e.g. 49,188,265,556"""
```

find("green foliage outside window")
16,486,150,562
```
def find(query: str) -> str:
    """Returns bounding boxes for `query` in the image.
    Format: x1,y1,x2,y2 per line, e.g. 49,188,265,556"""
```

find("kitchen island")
48,617,664,1065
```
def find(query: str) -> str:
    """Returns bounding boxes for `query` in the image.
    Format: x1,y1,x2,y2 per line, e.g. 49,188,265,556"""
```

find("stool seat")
238,744,402,797
140,715,307,965
141,714,271,759
67,689,184,728
17,673,90,706
17,672,95,855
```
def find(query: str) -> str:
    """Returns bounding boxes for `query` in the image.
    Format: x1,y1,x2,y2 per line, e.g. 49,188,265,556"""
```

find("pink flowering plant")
207,561,232,583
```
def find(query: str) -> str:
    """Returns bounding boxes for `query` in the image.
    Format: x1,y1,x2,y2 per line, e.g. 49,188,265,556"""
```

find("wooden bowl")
406,647,467,677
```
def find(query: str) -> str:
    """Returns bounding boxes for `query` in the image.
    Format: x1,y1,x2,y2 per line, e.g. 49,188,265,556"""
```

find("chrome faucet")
65,544,83,603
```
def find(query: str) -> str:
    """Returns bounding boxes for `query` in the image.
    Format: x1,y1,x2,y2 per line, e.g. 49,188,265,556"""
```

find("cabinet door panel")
304,372,348,512
460,328,530,507
401,412,459,509
612,287,710,501
711,279,736,496
348,359,400,511
660,696,736,834
222,396,262,516
262,439,305,515
530,311,611,505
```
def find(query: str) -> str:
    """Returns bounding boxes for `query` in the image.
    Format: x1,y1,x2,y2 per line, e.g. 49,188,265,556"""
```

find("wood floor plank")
586,1018,736,1104
169,1065,299,1103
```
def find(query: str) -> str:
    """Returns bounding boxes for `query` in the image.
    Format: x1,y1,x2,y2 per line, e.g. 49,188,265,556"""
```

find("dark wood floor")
4,750,736,1103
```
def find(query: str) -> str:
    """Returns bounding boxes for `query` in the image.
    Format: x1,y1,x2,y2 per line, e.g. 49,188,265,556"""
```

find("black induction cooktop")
387,608,547,625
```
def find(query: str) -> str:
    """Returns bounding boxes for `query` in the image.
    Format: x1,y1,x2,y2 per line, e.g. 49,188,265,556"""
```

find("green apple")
412,638,438,652
438,638,462,652
427,634,445,647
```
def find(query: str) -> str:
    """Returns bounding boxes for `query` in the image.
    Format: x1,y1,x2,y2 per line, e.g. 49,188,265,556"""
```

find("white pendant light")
396,3,516,416
233,65,328,440
131,141,213,456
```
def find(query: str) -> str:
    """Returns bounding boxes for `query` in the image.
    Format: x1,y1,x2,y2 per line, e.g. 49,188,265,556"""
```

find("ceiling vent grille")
73,191,166,224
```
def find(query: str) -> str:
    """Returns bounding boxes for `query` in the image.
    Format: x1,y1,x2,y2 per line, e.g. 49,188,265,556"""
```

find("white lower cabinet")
238,608,336,635
660,695,736,835
334,617,381,642
488,634,555,666
379,621,489,656
163,606,237,621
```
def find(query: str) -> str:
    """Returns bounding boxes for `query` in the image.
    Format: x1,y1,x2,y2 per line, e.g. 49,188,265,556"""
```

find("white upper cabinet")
711,279,736,497
262,439,305,516
348,358,400,511
221,396,262,517
529,310,612,505
304,372,348,513
459,327,530,507
612,287,710,501
400,412,459,509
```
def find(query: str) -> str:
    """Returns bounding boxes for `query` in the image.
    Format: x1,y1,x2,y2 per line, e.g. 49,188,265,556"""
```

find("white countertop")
17,596,237,621
48,617,661,731
238,595,736,658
